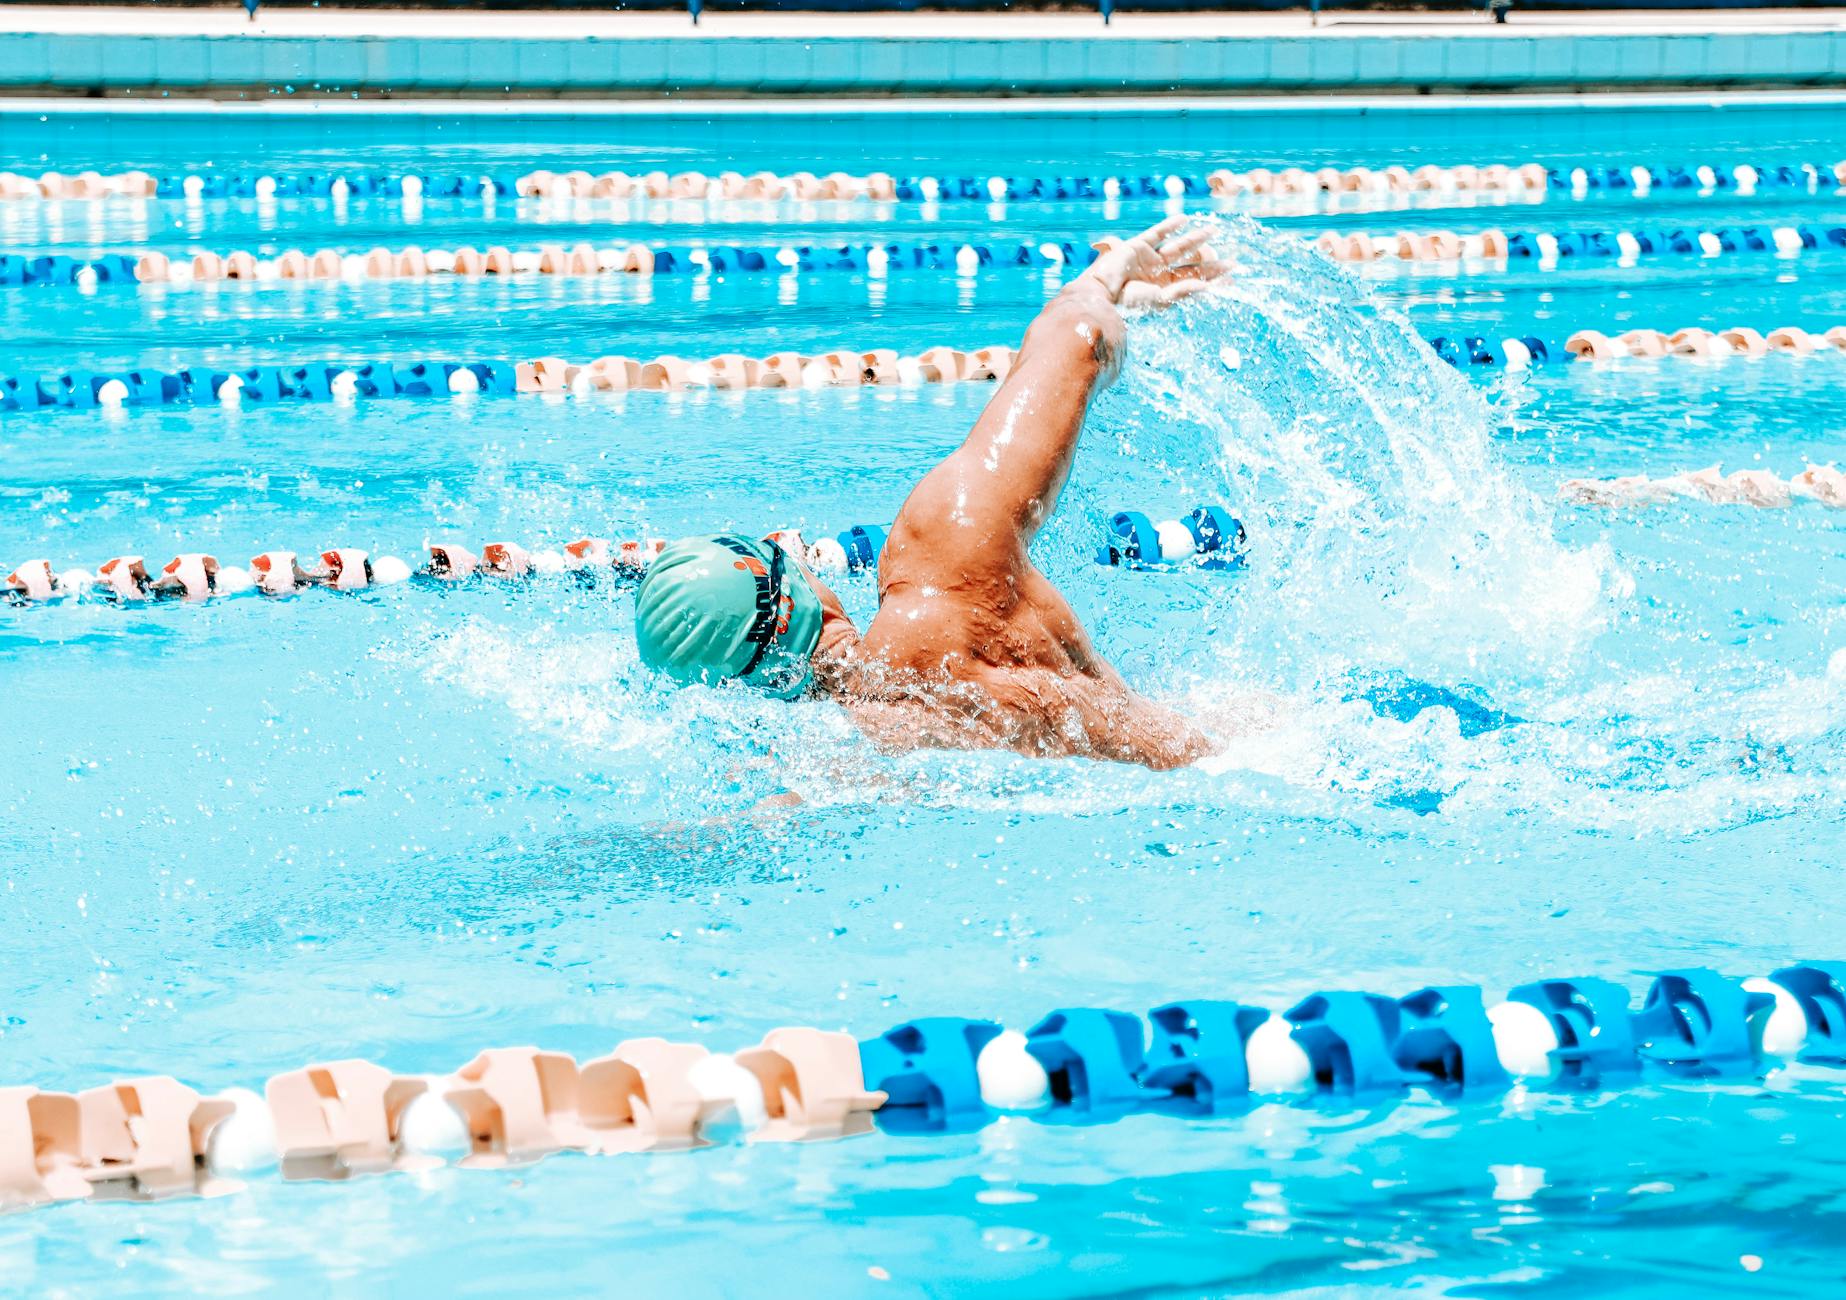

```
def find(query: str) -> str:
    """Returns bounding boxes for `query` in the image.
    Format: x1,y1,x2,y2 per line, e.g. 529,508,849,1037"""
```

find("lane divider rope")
8,220,1845,294
4,161,1841,205
0,240,1100,289
1213,161,1842,201
1559,464,1846,508
16,459,1836,612
0,962,1838,1213
1425,324,1846,368
5,321,1834,419
1318,223,1846,266
4,321,1833,419
1,507,1247,605
0,345,1014,411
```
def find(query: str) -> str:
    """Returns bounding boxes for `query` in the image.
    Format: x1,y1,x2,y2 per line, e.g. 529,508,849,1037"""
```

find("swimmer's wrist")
1071,264,1129,304
1057,278,1126,331
1060,284,1126,375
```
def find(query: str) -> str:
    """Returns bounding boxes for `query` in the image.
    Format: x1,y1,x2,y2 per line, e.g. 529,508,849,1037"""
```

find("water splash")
387,216,1846,836
1059,214,1622,695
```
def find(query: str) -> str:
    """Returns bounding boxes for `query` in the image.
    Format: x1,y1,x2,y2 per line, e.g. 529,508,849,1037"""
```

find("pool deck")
3,6,1846,98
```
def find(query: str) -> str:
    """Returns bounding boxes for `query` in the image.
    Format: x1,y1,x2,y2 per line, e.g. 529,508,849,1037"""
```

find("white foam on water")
386,617,652,748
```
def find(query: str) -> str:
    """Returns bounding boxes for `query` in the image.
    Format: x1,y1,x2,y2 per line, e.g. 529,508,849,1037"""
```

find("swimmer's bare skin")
800,217,1230,770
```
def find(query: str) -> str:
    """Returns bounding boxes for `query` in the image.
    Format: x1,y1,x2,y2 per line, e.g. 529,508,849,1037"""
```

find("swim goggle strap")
710,534,790,681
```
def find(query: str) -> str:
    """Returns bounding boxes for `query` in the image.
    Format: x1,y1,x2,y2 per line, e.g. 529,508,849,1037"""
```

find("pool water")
4,100,1846,1296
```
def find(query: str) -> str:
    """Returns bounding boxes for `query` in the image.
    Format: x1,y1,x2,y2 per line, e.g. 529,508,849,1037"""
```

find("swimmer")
634,216,1229,770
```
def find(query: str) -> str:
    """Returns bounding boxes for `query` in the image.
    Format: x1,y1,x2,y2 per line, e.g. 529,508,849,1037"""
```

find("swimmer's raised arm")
880,217,1227,592
631,218,1233,768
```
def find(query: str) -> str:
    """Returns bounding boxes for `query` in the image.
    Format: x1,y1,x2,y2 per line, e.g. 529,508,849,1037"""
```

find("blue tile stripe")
1,30,1844,95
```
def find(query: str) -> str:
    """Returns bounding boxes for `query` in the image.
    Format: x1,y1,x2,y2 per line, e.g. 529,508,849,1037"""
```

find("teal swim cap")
634,534,825,699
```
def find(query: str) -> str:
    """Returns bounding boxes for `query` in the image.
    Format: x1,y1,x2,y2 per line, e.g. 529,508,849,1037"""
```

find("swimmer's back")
855,572,1212,770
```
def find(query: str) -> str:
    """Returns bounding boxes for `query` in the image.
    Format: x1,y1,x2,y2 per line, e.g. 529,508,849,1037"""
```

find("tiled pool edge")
3,28,1846,98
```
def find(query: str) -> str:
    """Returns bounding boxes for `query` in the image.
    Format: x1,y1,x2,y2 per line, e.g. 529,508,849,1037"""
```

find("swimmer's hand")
1085,216,1230,312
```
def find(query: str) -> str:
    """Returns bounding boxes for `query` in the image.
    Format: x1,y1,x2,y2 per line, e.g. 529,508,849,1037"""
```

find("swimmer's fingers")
1155,227,1214,264
1175,255,1232,283
1139,252,1231,291
1120,265,1229,310
1094,217,1191,261
1083,234,1154,300
1151,278,1217,303
1165,276,1222,300
1086,217,1203,301
1132,214,1188,248
1153,255,1228,287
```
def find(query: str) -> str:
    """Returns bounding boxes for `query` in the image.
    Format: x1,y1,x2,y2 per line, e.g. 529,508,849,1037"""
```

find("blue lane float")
1097,506,1247,569
857,1019,1002,1133
1140,1001,1270,1115
836,524,889,573
857,963,1846,1134
0,360,521,410
1539,163,1836,193
1428,336,1539,369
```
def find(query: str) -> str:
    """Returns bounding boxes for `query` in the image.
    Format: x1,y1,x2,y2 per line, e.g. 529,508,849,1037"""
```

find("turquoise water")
4,103,1846,1296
